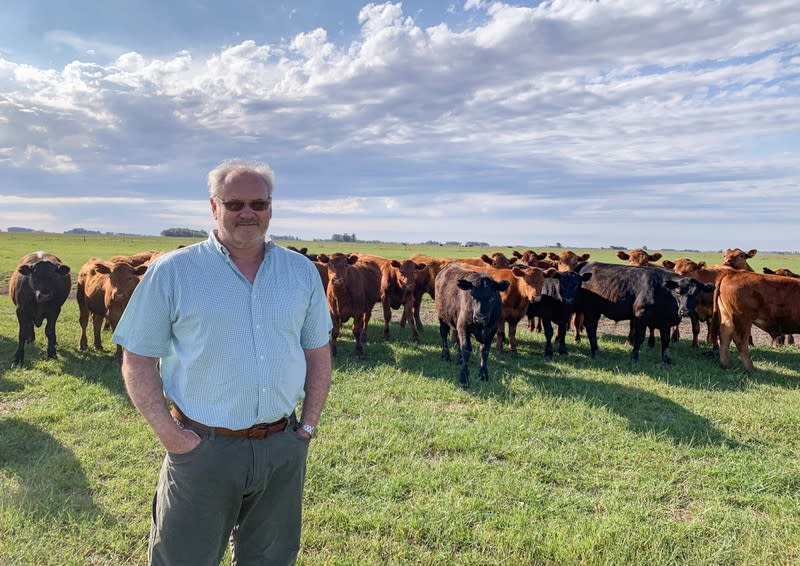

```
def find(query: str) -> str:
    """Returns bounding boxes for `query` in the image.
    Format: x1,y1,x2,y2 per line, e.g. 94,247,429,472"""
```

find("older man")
114,159,332,566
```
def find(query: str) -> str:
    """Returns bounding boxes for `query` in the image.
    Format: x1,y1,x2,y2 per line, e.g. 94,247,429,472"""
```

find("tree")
161,228,208,238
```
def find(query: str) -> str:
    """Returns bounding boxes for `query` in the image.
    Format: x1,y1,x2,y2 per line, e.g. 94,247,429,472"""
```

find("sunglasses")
214,195,271,212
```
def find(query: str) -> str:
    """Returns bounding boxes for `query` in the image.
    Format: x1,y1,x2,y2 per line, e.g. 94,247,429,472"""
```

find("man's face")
210,170,272,251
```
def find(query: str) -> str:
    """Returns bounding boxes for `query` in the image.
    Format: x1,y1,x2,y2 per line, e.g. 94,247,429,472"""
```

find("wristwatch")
297,421,317,438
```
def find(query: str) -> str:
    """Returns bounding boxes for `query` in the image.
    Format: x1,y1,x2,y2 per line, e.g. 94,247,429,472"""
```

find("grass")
1,235,799,564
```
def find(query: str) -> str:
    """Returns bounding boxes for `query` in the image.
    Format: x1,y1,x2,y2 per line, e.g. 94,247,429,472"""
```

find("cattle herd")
8,245,800,386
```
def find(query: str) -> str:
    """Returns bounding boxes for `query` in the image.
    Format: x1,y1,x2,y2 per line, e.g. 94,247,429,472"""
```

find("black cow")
576,262,713,364
434,263,510,388
527,270,592,358
9,251,71,366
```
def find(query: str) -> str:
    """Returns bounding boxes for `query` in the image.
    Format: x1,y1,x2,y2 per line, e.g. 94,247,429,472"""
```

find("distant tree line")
331,233,357,242
161,228,209,238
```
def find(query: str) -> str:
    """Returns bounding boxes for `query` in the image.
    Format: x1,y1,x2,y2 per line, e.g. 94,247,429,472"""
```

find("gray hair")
207,159,274,196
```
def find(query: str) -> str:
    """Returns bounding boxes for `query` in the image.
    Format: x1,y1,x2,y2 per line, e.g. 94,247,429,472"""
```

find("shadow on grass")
58,347,128,396
0,418,103,520
0,335,24,392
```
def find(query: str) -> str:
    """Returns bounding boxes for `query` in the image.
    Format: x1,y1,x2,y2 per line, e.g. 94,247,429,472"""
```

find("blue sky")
1,0,799,250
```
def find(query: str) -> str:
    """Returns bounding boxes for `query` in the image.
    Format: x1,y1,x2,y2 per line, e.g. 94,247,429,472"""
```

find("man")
113,159,332,566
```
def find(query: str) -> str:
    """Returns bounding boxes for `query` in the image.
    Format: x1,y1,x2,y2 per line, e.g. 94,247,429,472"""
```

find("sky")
1,0,799,251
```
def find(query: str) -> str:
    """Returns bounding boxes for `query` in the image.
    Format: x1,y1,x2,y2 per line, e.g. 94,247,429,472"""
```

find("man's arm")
297,343,332,439
121,349,200,453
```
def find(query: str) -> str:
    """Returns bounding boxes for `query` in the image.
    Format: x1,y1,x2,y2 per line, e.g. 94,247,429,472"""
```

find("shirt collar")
208,230,275,259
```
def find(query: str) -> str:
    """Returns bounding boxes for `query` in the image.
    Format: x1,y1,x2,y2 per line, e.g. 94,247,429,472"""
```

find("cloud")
0,1,799,249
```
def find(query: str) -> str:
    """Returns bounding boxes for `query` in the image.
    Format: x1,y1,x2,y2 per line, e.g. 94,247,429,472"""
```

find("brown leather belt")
171,405,294,439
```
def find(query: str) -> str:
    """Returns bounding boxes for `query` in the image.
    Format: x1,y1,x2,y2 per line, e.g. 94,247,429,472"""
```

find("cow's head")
722,248,757,270
662,258,705,275
509,266,551,302
456,276,510,325
512,250,547,264
618,248,662,266
480,253,517,268
763,267,800,278
18,259,70,303
547,270,592,305
665,277,715,317
94,261,148,323
549,251,591,272
390,259,426,292
317,253,358,288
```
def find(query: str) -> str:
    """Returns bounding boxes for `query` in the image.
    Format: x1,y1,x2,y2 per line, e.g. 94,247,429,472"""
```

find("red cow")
548,251,591,272
462,263,554,353
722,248,757,271
617,249,662,266
761,267,799,345
9,252,71,365
406,254,457,332
317,253,381,357
715,271,800,371
76,258,148,361
512,249,548,265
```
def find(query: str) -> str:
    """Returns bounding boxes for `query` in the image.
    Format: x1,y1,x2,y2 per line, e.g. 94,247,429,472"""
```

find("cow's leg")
458,333,472,388
629,318,646,363
329,317,340,357
362,310,372,345
478,337,492,382
413,293,425,334
647,325,656,348
788,334,795,346
718,316,733,369
495,319,506,353
438,320,451,362
405,295,420,343
670,324,680,344
583,314,600,358
542,318,554,358
382,299,392,341
556,318,569,356
535,317,543,333
771,334,785,347
507,321,519,354
13,308,33,366
78,298,90,351
353,314,365,358
92,312,105,350
689,314,700,348
659,325,672,365
44,311,60,359
573,312,584,343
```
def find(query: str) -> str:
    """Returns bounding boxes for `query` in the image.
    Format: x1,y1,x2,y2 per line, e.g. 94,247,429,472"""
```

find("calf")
715,271,800,371
722,248,757,271
527,270,592,357
548,251,591,272
317,253,381,357
576,262,713,364
9,252,71,365
77,258,148,361
406,254,456,332
617,248,662,266
435,263,510,388
461,263,552,353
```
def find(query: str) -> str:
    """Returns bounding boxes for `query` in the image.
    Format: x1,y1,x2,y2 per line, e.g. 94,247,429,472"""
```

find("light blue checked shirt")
112,233,332,429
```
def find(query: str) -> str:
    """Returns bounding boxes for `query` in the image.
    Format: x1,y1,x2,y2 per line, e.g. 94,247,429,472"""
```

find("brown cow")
406,254,457,332
617,249,662,266
9,252,71,365
722,248,757,271
354,253,427,343
109,250,162,267
548,251,591,272
461,263,553,353
761,267,799,345
715,271,800,371
317,253,381,357
512,249,547,265
76,258,148,361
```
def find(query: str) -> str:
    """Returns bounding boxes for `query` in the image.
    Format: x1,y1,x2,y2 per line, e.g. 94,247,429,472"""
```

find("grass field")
1,234,799,565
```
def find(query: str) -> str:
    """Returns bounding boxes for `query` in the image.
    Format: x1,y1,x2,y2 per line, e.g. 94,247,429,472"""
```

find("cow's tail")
711,271,730,346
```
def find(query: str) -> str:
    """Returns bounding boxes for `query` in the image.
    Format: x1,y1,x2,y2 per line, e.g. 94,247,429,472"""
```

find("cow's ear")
616,251,629,260
763,267,773,274
496,279,511,292
580,254,591,261
416,263,426,270
307,253,318,262
662,260,675,269
390,260,401,268
317,254,329,263
664,280,679,290
480,254,492,264
650,253,662,262
543,268,558,278
347,255,358,265
300,247,308,255
547,252,560,261
697,261,706,269
94,263,112,274
135,265,148,276
512,250,522,259
511,266,525,278
456,279,473,291
57,265,70,275
18,264,32,275
747,249,758,258
581,272,592,282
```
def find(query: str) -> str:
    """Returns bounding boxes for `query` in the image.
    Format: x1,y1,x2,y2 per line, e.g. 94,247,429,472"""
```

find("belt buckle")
247,423,269,440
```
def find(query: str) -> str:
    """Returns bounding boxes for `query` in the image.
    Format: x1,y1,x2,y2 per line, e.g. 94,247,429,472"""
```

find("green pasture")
1,234,799,565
